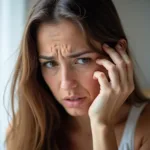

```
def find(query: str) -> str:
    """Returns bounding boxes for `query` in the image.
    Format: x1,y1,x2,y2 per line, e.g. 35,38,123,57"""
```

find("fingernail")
103,44,109,48
116,44,122,50
93,74,97,80
96,59,101,63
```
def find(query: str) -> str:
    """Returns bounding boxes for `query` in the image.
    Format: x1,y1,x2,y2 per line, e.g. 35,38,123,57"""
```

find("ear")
116,39,127,51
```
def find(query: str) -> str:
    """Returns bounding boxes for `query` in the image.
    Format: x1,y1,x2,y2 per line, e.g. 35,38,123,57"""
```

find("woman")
6,0,150,150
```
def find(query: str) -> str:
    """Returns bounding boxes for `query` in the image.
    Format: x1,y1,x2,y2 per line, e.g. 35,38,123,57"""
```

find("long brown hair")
6,0,150,149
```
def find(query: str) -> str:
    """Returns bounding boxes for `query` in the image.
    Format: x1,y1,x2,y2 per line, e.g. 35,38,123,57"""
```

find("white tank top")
119,103,147,150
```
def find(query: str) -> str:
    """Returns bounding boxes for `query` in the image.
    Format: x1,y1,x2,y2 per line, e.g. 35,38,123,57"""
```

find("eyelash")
76,57,92,65
41,57,92,69
42,61,57,68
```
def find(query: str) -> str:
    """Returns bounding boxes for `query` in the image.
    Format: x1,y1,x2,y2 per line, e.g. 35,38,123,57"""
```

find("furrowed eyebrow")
39,55,55,60
39,50,98,60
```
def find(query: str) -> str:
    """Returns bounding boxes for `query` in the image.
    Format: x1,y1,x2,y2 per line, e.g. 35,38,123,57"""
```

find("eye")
42,61,58,68
76,57,92,65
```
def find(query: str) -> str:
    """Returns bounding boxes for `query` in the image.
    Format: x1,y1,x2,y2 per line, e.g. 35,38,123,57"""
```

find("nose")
60,66,77,90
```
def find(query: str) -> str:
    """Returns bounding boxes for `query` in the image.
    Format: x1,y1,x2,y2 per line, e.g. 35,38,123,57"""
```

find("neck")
68,115,92,137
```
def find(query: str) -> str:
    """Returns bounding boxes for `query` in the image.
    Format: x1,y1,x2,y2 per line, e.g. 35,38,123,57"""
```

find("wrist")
90,119,114,130
90,117,114,127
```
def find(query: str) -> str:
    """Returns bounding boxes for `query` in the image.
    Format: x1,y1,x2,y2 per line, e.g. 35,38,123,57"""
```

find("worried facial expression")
37,20,108,116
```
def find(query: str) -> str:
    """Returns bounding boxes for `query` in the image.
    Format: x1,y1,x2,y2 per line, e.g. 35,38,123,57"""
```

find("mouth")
63,96,86,108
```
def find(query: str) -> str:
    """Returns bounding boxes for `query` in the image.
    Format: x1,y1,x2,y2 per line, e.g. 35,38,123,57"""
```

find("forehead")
37,20,84,51
37,19,102,56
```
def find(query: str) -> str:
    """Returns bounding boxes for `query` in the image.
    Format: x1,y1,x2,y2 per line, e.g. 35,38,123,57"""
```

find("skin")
38,20,107,117
37,19,150,150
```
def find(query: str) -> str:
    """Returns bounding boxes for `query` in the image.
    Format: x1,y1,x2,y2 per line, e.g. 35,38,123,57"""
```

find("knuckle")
129,85,135,92
115,87,121,94
109,65,116,70
126,61,133,67
119,61,126,67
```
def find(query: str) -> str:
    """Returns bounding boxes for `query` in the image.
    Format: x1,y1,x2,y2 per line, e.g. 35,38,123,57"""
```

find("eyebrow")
39,50,97,60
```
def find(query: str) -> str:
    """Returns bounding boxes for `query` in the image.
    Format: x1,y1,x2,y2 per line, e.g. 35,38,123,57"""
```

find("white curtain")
0,0,26,149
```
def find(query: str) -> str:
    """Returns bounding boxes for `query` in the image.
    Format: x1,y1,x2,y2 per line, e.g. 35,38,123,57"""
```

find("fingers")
103,44,128,89
115,44,134,88
96,59,119,89
95,39,134,92
93,71,110,91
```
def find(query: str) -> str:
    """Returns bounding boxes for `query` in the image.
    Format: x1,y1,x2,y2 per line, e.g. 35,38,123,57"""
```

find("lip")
63,95,85,100
63,97,86,108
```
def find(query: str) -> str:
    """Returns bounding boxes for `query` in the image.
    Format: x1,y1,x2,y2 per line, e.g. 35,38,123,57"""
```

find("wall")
112,0,150,88
0,0,26,149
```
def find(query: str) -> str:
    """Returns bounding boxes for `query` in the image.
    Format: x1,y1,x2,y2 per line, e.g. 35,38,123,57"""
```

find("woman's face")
37,20,108,116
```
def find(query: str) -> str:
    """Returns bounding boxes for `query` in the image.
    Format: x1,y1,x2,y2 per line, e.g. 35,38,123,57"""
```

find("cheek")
83,73,100,97
42,71,57,91
79,65,106,98
42,73,61,101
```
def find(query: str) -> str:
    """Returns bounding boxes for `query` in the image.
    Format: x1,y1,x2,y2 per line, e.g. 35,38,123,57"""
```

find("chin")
65,108,89,117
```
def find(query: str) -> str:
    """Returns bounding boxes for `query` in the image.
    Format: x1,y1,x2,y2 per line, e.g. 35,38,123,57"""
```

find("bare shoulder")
139,103,150,127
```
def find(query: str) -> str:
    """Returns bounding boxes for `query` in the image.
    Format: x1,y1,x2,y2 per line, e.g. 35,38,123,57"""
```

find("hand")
88,39,135,125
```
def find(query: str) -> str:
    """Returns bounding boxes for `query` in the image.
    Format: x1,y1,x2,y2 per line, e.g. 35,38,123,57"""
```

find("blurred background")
0,0,150,149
